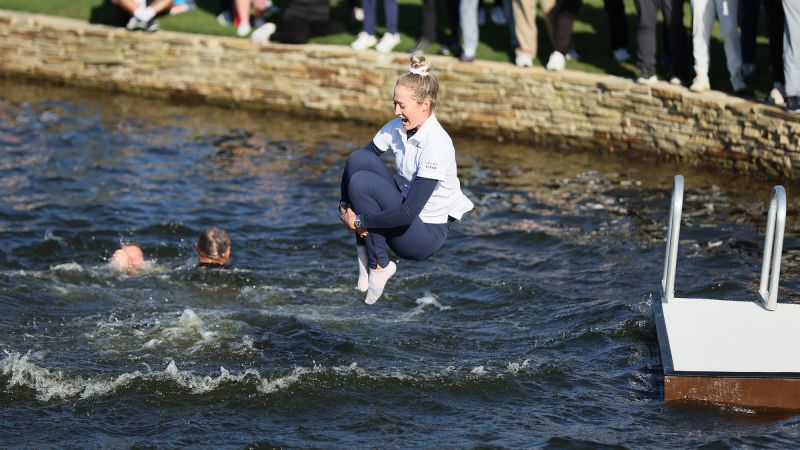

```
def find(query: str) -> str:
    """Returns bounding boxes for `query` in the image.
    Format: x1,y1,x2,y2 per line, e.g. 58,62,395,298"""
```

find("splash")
403,293,453,318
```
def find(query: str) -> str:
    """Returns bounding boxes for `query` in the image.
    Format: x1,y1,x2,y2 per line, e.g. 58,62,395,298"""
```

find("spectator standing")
251,0,345,44
351,0,401,52
512,0,555,67
784,0,800,113
544,0,584,71
605,0,631,61
739,0,786,104
112,0,173,31
232,0,268,36
415,0,461,54
690,0,746,92
635,0,691,85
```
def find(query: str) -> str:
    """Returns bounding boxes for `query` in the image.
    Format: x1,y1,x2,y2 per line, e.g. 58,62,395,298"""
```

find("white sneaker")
216,10,232,26
613,47,631,62
351,31,377,51
545,51,566,71
731,72,747,92
636,74,657,85
375,32,401,53
515,53,533,68
236,21,252,37
669,76,682,86
767,82,786,106
251,22,276,45
690,74,710,92
478,8,486,26
353,6,365,21
490,6,507,25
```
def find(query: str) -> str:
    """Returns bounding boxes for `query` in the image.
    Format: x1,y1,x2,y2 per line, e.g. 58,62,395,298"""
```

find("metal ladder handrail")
759,186,786,311
661,176,786,310
661,175,683,303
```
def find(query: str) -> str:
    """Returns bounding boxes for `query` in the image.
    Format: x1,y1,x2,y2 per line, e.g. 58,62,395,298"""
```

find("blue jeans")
460,0,480,57
341,148,450,268
362,0,399,35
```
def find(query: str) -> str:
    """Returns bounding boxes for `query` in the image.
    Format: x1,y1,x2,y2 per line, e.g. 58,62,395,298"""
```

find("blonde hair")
396,54,439,111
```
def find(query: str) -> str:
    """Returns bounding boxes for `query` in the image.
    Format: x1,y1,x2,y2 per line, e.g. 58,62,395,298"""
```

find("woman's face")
394,84,431,131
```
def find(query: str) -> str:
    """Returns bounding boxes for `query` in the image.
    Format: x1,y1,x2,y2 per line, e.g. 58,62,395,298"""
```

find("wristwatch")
354,215,363,229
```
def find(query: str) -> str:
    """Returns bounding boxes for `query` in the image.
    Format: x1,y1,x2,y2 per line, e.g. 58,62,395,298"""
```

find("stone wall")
1,9,799,178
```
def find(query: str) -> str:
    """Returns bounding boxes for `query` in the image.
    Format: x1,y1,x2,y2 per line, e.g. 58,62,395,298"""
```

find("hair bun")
409,54,431,76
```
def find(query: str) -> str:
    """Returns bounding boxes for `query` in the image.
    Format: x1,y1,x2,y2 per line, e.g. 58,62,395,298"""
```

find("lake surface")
1,78,800,448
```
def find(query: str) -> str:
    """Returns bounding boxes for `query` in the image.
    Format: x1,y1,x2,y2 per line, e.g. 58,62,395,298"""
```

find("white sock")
133,6,156,22
356,246,369,292
365,261,396,305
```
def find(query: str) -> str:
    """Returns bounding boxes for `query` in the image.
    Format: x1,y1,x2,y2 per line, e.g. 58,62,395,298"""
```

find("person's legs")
421,0,438,42
348,171,401,268
362,0,378,34
665,0,691,82
461,0,480,57
512,0,539,58
604,0,628,51
635,0,658,76
552,0,581,54
384,0,399,33
387,220,450,261
784,0,800,97
714,0,744,85
764,0,785,85
691,0,716,77
341,149,399,268
739,0,759,65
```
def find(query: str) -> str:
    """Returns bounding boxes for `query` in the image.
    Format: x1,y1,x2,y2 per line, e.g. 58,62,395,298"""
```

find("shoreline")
1,9,799,179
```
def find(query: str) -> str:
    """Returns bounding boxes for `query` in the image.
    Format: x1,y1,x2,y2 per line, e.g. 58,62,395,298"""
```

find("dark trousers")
552,0,583,53
341,149,449,268
635,0,690,80
740,0,785,84
604,0,629,50
273,17,345,44
421,0,461,42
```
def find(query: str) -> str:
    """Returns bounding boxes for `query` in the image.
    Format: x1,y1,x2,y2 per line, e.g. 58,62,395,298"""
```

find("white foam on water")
506,359,530,373
1,351,86,401
50,262,84,272
402,293,453,319
2,350,535,402
470,366,487,375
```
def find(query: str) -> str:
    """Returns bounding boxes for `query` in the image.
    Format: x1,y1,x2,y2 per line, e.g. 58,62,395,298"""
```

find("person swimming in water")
195,227,231,268
339,53,474,304
109,242,146,274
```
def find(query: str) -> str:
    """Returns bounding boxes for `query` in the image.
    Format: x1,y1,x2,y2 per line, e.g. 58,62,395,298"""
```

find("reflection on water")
1,78,800,447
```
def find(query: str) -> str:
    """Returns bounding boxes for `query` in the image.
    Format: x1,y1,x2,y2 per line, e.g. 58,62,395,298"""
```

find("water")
2,78,800,448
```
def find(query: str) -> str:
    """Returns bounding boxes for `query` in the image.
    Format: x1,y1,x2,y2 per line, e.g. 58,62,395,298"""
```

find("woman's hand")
341,208,368,237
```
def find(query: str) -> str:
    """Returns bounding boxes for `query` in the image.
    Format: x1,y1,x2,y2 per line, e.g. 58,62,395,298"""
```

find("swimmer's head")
109,243,145,274
196,227,231,266
395,54,439,112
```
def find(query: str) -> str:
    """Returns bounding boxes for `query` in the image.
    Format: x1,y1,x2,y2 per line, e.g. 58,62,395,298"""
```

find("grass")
0,0,777,99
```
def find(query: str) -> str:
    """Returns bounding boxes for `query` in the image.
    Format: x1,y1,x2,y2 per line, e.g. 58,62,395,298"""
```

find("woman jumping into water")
339,54,474,304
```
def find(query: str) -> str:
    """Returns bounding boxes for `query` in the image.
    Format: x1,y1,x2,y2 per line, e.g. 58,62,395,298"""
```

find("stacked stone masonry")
1,10,799,177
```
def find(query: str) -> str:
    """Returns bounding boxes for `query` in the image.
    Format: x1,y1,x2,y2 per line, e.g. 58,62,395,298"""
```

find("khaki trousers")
512,0,555,58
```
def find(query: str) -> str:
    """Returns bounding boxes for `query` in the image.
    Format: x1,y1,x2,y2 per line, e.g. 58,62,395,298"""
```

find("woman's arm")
360,177,438,229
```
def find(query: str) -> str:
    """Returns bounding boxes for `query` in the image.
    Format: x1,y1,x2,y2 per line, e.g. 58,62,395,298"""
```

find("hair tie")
409,67,427,76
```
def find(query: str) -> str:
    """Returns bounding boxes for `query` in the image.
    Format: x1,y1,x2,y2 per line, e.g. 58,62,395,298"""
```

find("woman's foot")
365,261,396,304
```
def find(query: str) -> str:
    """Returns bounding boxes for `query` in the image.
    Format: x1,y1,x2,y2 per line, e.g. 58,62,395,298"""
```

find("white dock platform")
655,176,800,411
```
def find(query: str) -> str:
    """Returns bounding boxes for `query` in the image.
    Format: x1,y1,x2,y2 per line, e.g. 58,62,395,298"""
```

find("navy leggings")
341,148,450,269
